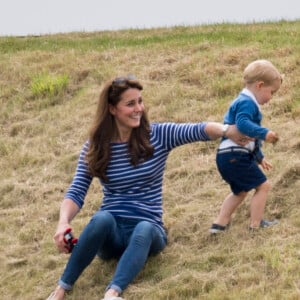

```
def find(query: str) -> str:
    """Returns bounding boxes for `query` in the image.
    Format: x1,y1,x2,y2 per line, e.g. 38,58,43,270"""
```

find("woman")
47,75,248,300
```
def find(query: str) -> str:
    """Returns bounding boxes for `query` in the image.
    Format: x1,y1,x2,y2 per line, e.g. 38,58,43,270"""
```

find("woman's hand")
226,125,254,146
53,198,80,253
54,223,72,253
204,122,252,145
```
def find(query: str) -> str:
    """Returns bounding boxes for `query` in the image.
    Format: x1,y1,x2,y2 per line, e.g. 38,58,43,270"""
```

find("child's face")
254,79,281,105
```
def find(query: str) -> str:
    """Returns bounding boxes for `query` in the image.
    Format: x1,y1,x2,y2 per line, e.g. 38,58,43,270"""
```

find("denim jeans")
58,210,167,294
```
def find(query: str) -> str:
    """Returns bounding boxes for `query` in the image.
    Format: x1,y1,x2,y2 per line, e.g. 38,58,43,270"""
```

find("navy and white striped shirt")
65,122,209,233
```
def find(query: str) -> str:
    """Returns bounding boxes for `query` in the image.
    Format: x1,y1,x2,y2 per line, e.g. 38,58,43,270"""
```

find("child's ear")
257,81,265,88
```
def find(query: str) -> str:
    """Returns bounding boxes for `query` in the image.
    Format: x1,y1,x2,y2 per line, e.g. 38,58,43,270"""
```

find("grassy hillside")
0,21,300,300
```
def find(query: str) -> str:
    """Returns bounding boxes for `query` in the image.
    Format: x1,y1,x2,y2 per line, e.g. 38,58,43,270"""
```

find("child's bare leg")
250,180,271,228
214,191,247,226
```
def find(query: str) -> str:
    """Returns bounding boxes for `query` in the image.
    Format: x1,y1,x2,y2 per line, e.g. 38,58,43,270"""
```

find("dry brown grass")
0,21,300,299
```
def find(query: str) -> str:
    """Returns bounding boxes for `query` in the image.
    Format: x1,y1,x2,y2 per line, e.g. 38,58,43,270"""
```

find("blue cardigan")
223,91,269,162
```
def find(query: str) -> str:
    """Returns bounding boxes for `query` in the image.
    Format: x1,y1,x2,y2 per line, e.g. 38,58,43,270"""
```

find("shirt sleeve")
235,100,268,140
64,141,93,208
153,122,210,150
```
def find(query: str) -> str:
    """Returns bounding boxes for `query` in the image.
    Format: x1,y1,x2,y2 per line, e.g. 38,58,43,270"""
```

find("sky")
1,0,300,36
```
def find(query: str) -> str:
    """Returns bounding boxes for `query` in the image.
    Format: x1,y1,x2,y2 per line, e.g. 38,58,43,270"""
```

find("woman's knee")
134,221,155,237
88,211,115,235
133,221,166,253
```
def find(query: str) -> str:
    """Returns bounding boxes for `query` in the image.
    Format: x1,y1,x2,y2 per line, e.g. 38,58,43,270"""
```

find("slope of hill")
0,21,299,299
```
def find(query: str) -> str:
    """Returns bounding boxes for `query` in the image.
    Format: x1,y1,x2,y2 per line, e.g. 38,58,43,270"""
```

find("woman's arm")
204,122,252,145
53,198,80,253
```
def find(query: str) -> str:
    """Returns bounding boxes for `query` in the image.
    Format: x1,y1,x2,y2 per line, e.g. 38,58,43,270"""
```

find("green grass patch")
30,72,69,98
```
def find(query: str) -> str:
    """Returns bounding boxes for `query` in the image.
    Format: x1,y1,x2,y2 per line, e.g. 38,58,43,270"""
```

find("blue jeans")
58,211,167,294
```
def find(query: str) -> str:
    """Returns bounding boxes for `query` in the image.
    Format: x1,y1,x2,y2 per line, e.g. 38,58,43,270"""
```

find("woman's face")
109,87,144,132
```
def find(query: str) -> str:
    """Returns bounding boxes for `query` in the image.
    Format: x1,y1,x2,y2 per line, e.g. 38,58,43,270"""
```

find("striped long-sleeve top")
65,122,209,233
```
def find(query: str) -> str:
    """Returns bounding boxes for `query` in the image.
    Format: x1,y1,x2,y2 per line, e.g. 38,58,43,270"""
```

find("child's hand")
260,158,273,171
265,131,279,144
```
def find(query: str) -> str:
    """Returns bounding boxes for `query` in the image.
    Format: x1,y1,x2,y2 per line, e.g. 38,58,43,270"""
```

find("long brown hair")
85,76,154,182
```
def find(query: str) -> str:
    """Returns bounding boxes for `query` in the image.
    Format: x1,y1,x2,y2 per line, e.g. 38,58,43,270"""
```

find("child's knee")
258,180,271,192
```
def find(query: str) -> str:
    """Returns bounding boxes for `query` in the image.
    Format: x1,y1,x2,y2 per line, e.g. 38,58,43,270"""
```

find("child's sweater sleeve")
234,100,268,140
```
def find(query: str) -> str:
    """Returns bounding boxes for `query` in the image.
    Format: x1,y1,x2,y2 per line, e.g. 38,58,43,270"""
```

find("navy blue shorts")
216,149,266,195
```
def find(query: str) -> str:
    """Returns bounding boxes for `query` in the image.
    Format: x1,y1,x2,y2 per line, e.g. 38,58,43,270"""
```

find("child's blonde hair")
243,59,282,85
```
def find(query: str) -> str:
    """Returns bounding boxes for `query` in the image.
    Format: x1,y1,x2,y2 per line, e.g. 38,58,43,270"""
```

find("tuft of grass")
30,72,69,97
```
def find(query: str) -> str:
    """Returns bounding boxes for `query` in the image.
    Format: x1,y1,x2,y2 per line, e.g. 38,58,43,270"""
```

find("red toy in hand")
63,228,78,253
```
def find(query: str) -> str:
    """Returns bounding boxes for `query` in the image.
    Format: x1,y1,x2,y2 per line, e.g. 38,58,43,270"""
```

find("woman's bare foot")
46,286,65,300
103,288,121,299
